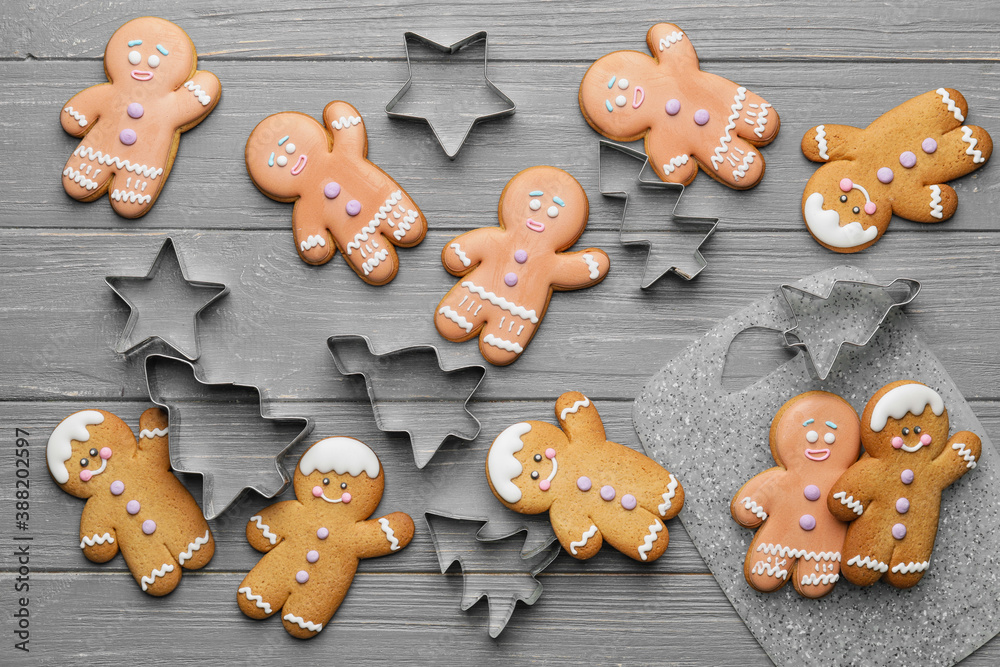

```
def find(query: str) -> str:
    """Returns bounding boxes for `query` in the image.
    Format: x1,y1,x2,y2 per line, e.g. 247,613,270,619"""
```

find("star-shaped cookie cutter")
780,276,921,380
385,31,516,159
105,238,228,360
598,141,718,288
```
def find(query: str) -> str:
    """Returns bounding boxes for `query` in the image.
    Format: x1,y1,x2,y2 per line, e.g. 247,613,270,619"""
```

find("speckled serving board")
633,266,1000,667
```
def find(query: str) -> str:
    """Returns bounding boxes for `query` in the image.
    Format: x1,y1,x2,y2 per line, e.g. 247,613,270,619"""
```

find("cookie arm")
801,124,861,162
440,228,497,275
549,501,603,560
60,84,112,137
730,468,781,528
827,458,878,522
323,101,368,158
245,501,297,552
355,512,415,558
135,407,171,470
173,70,221,128
549,249,610,291
79,500,119,563
932,431,981,485
646,23,700,70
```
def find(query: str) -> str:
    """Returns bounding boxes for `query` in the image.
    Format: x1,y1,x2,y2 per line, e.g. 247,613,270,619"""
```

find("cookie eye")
530,471,539,479
147,54,160,68
285,143,296,154
128,50,141,65
902,427,910,436
914,426,921,434
806,430,819,443
529,198,541,211
615,95,627,107
340,482,347,489
547,205,559,218
276,155,288,167
534,454,542,462
824,432,836,444
852,206,860,214
80,458,89,467
323,478,330,485
90,448,98,457
618,78,629,89
840,195,848,203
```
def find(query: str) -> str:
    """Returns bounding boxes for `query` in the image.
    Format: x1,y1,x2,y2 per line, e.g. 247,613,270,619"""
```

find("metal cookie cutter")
599,141,718,289
780,275,921,380
328,335,485,468
106,237,228,361
425,512,561,638
144,354,313,519
385,31,516,159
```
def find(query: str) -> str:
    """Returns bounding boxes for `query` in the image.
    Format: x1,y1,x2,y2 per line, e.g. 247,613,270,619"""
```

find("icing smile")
290,154,308,176
804,448,831,462
131,70,154,81
312,486,351,504
538,447,558,491
525,218,545,233
632,86,645,109
79,446,112,482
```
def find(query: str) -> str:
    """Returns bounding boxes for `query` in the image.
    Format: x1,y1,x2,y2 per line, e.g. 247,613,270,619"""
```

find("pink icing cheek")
79,469,93,482
341,492,352,504
920,433,932,445
864,202,877,215
891,436,904,449
839,178,853,192
100,447,113,460
312,486,323,497
545,448,556,460
538,480,551,492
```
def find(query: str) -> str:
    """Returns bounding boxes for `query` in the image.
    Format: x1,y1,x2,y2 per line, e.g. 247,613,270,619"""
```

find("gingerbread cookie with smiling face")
60,17,220,218
801,89,992,252
730,391,861,599
829,381,981,588
579,23,780,189
237,437,414,639
435,166,609,366
486,392,683,562
245,102,426,284
46,408,214,595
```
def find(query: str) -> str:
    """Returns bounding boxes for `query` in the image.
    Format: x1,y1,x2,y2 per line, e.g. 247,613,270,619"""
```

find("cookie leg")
697,136,766,190
237,552,290,620
840,522,894,586
294,226,337,266
744,538,791,593
477,315,535,366
893,183,957,224
62,154,113,202
381,191,426,248
280,585,347,639
434,284,491,342
599,510,669,563
119,538,182,596
886,541,933,589
107,172,164,219
792,555,841,599
339,229,401,285
737,91,780,146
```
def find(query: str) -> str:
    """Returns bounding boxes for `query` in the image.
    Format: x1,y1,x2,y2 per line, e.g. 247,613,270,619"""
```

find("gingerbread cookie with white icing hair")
486,392,683,562
245,102,426,284
829,381,980,588
46,408,214,595
237,437,414,638
801,89,992,252
60,17,220,218
435,166,609,365
731,391,861,599
579,23,779,189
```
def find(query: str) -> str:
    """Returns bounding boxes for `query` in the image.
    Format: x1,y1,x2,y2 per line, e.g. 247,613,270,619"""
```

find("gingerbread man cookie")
60,17,221,218
435,166,609,365
245,102,427,284
801,89,993,252
46,408,214,595
579,23,780,189
730,391,861,599
829,381,981,588
486,392,683,562
237,437,414,638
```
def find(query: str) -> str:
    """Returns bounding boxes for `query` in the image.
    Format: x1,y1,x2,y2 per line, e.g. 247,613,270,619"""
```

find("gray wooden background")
3,1,1000,663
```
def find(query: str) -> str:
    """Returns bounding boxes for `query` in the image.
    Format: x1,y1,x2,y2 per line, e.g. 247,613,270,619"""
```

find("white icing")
80,533,115,549
961,126,985,163
362,248,390,276
300,234,327,252
570,524,598,555
637,520,662,561
378,517,400,551
438,306,473,333
852,182,873,204
814,125,829,160
753,103,771,138
929,184,944,219
483,333,524,354
657,30,685,51
450,243,471,267
801,573,839,586
891,560,930,574
710,87,747,170
140,563,175,591
63,166,101,191
250,515,278,545
937,88,964,122
111,188,152,205
178,530,211,566
139,427,168,439
741,497,767,521
462,281,539,323
803,192,878,249
299,437,380,478
346,190,402,255
662,153,689,175
732,151,756,181
329,115,362,130
846,555,889,573
560,397,591,420
63,106,88,127
283,613,322,632
756,543,841,562
487,422,531,504
183,80,212,106
658,474,679,516
543,455,558,484
751,558,788,580
392,209,417,241
47,410,104,484
73,145,162,179
952,442,978,469
833,491,864,516
869,383,944,432
238,586,272,614
582,253,600,280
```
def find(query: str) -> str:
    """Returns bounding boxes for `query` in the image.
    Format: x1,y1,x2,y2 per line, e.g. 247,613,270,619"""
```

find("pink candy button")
100,447,113,460
341,492,352,504
79,469,93,482
839,178,853,192
312,486,323,497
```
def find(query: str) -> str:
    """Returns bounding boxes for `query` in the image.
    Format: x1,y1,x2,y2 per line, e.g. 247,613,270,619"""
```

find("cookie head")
802,167,892,251
579,50,655,140
770,391,861,472
862,381,949,460
105,17,196,91
47,410,136,499
486,421,566,514
246,112,328,200
295,437,385,520
499,166,590,250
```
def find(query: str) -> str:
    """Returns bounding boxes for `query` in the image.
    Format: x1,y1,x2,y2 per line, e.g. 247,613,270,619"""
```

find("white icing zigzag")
929,184,944,219
141,562,175,591
183,80,212,106
393,208,418,241
846,555,888,573
952,442,978,469
63,106,88,127
378,517,400,551
63,166,101,191
483,333,523,354
733,151,756,181
450,243,471,267
751,559,788,579
891,560,930,574
250,515,278,545
346,190,402,255
560,396,590,420
178,530,211,566
582,253,600,280
662,153,689,175
329,115,362,130
362,249,390,276
139,427,168,439
833,491,864,516
283,613,322,633
658,474,679,516
74,145,163,179
438,305,473,333
741,497,767,521
637,520,662,561
755,543,840,562
658,31,685,51
937,88,964,122
801,573,839,586
570,524,598,555
300,234,327,252
753,103,771,138
80,532,115,549
111,188,152,205
462,281,539,322
238,586,272,614
710,87,747,170
961,126,985,163
815,125,829,160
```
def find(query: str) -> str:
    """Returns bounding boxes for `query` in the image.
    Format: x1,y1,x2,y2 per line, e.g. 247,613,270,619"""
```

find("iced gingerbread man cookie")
245,102,426,284
579,23,780,189
829,381,981,588
46,408,214,595
237,437,414,638
435,166,609,365
60,17,220,218
801,89,992,252
486,392,684,562
730,391,861,599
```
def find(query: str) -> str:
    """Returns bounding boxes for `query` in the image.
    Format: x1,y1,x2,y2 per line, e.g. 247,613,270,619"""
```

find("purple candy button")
119,129,137,146
126,500,140,515
296,570,309,584
901,469,914,484
514,249,528,264
600,485,615,501
693,109,710,126
504,272,518,287
127,102,144,119
922,137,938,154
899,151,917,168
896,497,910,514
324,182,341,199
892,523,907,540
346,199,362,216
317,527,329,539
877,167,894,184
804,484,821,501
577,476,592,492
306,550,319,563
110,480,125,496
799,514,816,531
621,494,637,511
142,519,156,535
665,99,681,116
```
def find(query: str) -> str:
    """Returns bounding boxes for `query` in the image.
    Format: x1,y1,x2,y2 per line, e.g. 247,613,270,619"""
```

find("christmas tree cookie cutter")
385,30,516,159
144,354,313,519
598,140,718,288
327,335,486,468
